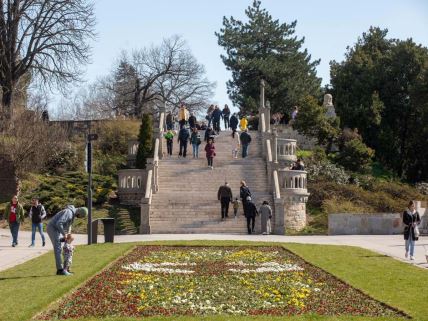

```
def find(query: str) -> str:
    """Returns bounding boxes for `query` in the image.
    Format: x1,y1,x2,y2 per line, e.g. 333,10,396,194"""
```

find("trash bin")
91,218,115,244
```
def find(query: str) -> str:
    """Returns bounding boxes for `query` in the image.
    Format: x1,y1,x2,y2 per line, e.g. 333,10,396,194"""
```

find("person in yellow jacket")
178,104,189,129
239,116,248,131
2,195,25,247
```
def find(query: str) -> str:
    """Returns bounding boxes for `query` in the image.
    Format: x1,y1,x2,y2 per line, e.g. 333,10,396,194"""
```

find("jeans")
213,119,220,132
179,141,188,157
405,238,415,256
207,157,213,167
208,116,212,127
47,224,63,270
192,144,199,158
224,116,230,129
9,221,20,245
31,223,46,245
246,216,255,234
242,143,250,158
166,122,173,130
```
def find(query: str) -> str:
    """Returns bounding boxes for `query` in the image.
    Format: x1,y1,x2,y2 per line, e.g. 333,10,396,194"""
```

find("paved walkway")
1,228,427,272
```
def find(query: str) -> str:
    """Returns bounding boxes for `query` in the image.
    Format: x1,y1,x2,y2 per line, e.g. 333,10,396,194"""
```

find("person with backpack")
240,180,252,214
190,128,202,158
2,195,25,247
204,138,216,169
240,129,252,158
244,196,258,234
29,196,47,247
403,200,421,261
178,127,190,158
230,113,239,138
47,205,87,275
222,104,231,130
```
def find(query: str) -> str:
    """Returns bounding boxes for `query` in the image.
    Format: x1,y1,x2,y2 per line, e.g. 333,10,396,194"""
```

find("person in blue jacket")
47,205,87,275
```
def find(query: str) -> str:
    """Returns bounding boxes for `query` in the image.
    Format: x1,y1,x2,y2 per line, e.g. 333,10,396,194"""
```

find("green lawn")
0,240,426,321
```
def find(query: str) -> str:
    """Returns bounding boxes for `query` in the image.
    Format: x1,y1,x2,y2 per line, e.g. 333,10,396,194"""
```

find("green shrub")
136,114,153,169
336,138,374,173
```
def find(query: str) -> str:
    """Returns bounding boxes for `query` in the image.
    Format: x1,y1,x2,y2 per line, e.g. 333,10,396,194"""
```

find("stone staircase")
149,130,273,234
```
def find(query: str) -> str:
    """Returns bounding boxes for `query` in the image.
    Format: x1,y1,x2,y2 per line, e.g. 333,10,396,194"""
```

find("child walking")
233,197,240,219
62,234,75,273
205,138,216,169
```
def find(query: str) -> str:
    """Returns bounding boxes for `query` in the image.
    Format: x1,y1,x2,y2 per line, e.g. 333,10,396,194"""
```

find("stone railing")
277,169,309,200
277,138,297,163
117,169,147,206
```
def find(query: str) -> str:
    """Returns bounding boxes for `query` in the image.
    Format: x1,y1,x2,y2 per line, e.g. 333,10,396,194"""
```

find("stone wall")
0,155,18,203
328,213,403,235
285,203,306,231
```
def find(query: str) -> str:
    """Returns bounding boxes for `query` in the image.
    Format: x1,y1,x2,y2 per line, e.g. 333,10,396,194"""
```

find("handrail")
145,169,153,199
260,113,266,133
266,138,272,163
273,170,281,199
153,137,160,162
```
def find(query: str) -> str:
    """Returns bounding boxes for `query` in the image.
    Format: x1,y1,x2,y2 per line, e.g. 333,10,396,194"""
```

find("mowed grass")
0,240,426,321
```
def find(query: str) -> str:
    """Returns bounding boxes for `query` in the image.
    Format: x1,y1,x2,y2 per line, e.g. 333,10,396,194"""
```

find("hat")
76,207,88,218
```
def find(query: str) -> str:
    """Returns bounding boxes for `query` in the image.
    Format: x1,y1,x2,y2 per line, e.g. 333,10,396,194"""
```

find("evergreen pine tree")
135,113,153,169
215,0,321,114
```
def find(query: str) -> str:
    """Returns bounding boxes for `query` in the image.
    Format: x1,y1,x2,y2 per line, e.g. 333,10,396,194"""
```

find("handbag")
414,225,420,238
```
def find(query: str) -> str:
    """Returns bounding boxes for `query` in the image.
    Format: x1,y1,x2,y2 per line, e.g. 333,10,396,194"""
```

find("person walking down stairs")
212,105,222,133
178,127,190,158
164,130,175,157
190,128,201,158
205,138,216,169
204,127,216,142
222,104,231,129
217,182,233,220
230,113,239,138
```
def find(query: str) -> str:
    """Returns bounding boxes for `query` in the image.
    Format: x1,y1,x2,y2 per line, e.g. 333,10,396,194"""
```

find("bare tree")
107,35,215,117
0,112,69,178
0,0,96,121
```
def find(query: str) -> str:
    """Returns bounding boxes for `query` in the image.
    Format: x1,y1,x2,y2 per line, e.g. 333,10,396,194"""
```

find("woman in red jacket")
204,138,216,169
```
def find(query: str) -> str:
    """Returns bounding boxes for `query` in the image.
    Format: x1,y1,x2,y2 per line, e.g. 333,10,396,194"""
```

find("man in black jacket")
230,113,239,138
244,196,258,234
212,106,222,133
188,113,197,130
29,197,47,247
178,127,190,158
217,182,233,220
239,129,252,158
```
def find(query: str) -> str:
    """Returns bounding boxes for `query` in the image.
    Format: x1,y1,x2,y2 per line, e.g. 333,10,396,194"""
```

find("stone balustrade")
277,169,309,203
117,169,147,205
276,138,297,163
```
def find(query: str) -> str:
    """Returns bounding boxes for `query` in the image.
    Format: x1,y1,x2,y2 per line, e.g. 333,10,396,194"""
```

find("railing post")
273,128,278,164
265,100,271,133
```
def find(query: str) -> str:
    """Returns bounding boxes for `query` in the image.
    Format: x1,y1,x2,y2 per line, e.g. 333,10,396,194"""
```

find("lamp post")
86,132,98,245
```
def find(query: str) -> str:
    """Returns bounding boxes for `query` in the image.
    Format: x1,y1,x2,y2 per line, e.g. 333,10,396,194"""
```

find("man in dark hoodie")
211,105,222,133
47,205,87,275
244,196,258,234
217,182,233,220
229,113,239,138
178,127,190,158
188,113,197,130
239,129,252,158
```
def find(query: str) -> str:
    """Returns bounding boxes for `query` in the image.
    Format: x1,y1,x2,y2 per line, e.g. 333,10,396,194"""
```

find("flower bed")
40,246,405,319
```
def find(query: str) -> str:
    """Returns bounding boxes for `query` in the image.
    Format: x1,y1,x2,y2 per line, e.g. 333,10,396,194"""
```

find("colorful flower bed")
40,246,405,319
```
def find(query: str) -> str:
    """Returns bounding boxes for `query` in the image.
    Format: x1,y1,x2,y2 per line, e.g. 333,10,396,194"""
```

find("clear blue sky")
73,0,428,110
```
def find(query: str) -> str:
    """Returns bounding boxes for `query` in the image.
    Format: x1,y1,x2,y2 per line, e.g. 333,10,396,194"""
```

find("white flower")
122,262,194,274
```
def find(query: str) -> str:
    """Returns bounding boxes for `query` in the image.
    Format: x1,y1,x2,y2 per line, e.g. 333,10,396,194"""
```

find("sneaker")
59,270,72,276
42,241,46,247
29,244,35,247
405,251,409,258
12,243,16,247
410,256,415,261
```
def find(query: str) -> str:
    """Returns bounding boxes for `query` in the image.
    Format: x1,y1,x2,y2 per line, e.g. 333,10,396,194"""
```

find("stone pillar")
265,100,271,133
284,201,307,231
273,129,278,164
273,198,285,235
140,197,151,234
